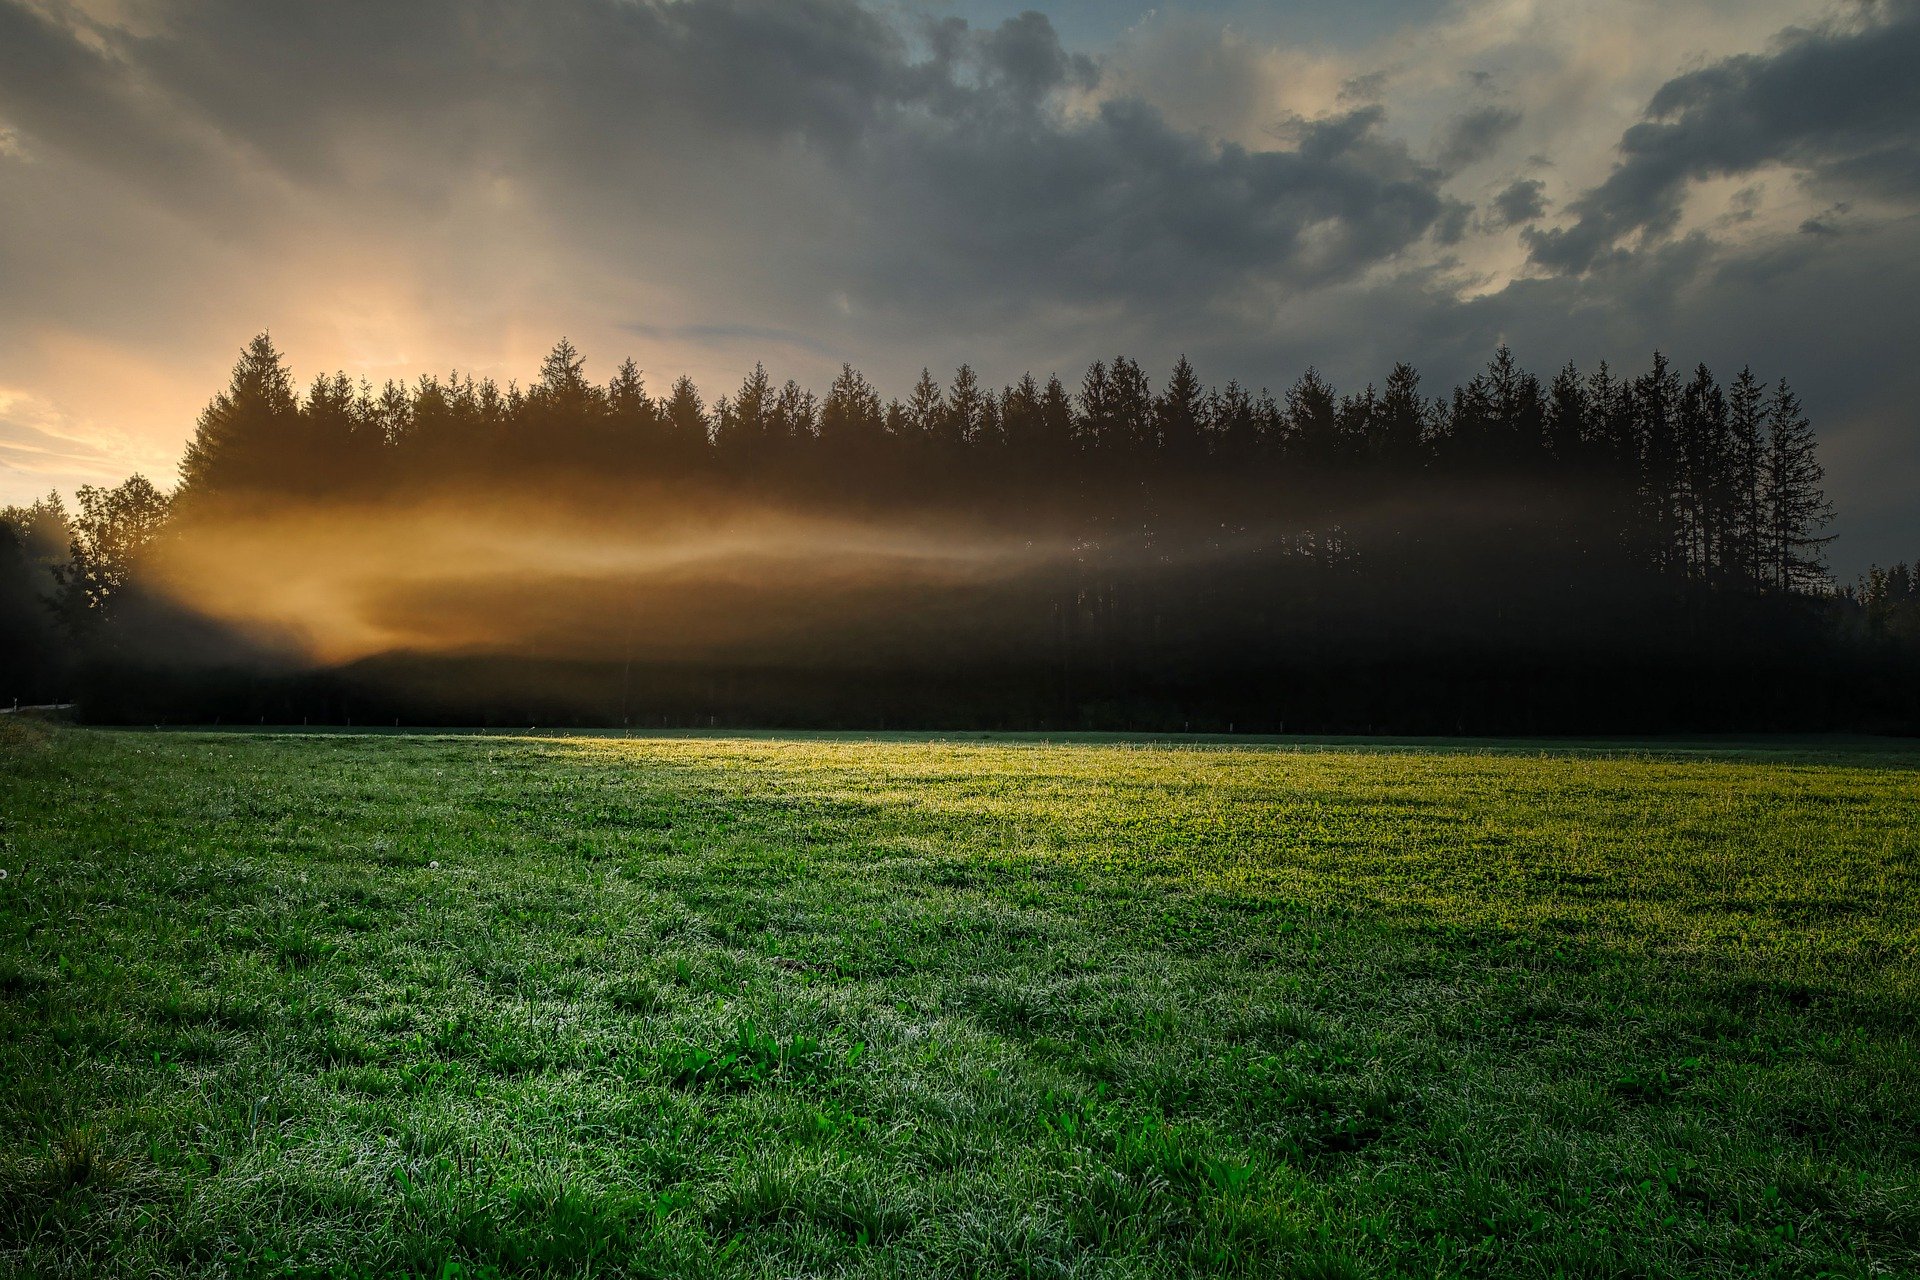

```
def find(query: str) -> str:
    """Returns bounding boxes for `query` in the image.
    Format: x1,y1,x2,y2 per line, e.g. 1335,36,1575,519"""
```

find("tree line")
154,334,1837,593
3,334,1913,732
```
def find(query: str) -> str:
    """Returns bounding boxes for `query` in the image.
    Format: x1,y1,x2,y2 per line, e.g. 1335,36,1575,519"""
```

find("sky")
1,0,1915,574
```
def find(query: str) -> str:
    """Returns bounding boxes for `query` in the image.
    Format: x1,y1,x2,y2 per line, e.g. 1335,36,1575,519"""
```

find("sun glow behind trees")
4,332,1909,731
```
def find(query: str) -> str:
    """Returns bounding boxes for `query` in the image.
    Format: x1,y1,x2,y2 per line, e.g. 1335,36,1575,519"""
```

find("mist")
9,333,1913,733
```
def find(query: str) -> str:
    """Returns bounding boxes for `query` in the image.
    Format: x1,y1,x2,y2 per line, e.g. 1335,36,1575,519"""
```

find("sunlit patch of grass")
0,723,1916,1277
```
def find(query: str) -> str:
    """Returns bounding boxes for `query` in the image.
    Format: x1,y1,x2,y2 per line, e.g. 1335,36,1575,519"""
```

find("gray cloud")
0,0,1445,329
1489,177,1548,227
1527,0,1920,273
1439,104,1522,170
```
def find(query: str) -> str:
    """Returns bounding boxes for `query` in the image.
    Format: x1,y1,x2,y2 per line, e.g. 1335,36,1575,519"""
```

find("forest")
3,334,1917,732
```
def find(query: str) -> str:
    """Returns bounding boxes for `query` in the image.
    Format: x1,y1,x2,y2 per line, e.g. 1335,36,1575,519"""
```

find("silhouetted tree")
51,475,171,628
660,375,712,463
821,364,885,453
1285,368,1341,463
178,333,300,498
1374,363,1429,468
1156,356,1206,461
1762,379,1832,593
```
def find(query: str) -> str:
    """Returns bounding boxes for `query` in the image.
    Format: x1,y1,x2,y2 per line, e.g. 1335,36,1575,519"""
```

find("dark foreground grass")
1,720,1916,1278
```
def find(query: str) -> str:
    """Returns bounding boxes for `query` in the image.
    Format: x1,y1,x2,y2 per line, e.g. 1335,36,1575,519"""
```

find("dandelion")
0,868,8,880
429,860,440,869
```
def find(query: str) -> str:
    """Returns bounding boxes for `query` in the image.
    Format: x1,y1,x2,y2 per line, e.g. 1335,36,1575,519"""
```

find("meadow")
1,719,1916,1278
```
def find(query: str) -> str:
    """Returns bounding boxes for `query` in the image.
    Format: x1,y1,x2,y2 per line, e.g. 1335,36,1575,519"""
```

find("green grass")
1,719,1917,1278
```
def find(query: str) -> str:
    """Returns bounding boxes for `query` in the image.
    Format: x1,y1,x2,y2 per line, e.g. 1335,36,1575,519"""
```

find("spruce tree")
1726,367,1767,592
178,332,300,497
905,369,945,448
1155,356,1206,460
1761,379,1833,593
821,364,884,451
1375,363,1428,467
661,376,711,461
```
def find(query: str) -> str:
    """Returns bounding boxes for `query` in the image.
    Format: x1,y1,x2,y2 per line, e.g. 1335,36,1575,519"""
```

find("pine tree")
1677,363,1729,580
1108,357,1153,453
525,337,603,465
1155,356,1206,459
715,363,773,462
1374,363,1428,467
1337,386,1377,463
178,332,300,497
820,364,884,450
1761,379,1833,593
1209,381,1259,460
1726,367,1767,592
299,370,379,490
606,358,660,463
941,365,987,450
771,379,817,449
1545,362,1587,463
999,373,1045,456
1632,352,1682,576
661,375,711,460
1484,345,1546,464
536,338,592,408
1284,368,1341,462
1038,375,1075,459
1583,362,1630,469
1076,360,1116,453
905,369,945,448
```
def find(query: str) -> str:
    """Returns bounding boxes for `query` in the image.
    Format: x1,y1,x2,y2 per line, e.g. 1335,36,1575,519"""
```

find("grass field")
2,720,1917,1278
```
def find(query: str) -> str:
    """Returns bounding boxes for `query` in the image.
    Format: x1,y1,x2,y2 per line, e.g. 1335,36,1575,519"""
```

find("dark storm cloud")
1489,178,1548,227
1433,199,1475,245
0,0,1440,321
847,100,1443,316
1438,104,1522,170
1527,0,1920,273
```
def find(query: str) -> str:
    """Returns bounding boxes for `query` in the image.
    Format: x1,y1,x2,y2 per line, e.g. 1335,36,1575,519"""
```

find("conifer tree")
820,364,884,450
1762,379,1833,593
1726,367,1768,592
1038,376,1075,459
999,373,1045,456
606,358,659,462
942,365,987,449
1155,356,1206,460
1076,360,1116,452
1210,380,1259,460
1545,362,1587,463
178,333,300,497
661,375,711,460
1285,369,1341,462
716,363,774,461
1633,352,1682,576
1375,363,1428,467
904,369,945,448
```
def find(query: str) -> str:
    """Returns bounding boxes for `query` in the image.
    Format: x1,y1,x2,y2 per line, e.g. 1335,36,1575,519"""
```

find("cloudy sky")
2,0,1915,571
